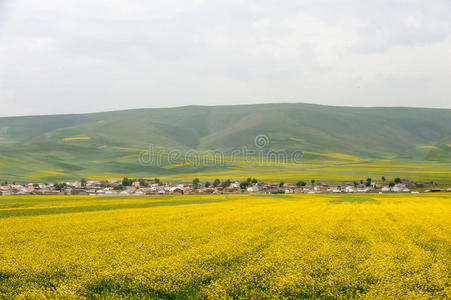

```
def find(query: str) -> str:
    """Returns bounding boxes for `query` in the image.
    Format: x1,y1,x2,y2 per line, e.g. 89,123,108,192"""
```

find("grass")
0,193,450,298
1,145,450,184
0,103,450,183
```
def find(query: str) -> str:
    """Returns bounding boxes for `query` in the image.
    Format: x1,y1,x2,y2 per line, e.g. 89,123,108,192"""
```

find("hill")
0,103,450,183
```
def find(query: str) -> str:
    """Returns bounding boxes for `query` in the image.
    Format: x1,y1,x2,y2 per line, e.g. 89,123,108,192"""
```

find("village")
0,177,449,196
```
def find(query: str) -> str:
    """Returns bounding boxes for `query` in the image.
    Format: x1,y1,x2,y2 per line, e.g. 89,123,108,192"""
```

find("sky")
0,0,450,117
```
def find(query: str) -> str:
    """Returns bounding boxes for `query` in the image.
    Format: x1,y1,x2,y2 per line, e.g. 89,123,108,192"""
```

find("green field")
0,194,450,298
0,103,450,184
1,147,450,184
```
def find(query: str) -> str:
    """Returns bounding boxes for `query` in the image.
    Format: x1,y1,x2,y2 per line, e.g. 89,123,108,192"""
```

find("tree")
279,181,284,187
389,182,395,187
205,181,211,188
122,177,132,186
213,179,221,187
221,179,231,188
139,178,148,187
381,176,386,183
113,184,123,190
296,181,306,187
311,179,315,186
251,178,258,184
193,178,200,188
353,181,358,187
240,181,249,189
81,178,87,187
394,177,401,184
54,182,66,192
154,178,160,184
366,178,372,186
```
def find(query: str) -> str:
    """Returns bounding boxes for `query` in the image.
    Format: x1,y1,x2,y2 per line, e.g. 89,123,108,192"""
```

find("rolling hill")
0,103,450,183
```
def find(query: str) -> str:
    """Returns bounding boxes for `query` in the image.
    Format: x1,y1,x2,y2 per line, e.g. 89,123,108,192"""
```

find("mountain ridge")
1,102,450,118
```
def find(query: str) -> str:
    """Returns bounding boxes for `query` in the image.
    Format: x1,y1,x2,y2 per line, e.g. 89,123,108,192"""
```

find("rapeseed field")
0,194,450,298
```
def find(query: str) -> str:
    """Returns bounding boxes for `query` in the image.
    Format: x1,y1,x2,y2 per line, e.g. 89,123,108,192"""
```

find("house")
72,189,88,195
231,182,240,189
125,187,137,193
344,186,356,193
247,186,260,193
17,188,32,195
392,186,402,192
169,187,184,194
224,186,238,193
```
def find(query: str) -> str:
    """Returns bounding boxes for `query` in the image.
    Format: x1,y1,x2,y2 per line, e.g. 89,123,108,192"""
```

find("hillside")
0,103,450,183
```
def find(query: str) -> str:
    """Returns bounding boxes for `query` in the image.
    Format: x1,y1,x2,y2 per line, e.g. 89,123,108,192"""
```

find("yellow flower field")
62,137,91,141
0,194,450,298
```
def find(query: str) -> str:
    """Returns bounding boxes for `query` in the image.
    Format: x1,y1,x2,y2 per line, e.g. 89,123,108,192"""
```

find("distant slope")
0,103,450,182
1,103,450,155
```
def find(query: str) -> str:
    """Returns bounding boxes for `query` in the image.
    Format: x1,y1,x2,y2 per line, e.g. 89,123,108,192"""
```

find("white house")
0,190,11,196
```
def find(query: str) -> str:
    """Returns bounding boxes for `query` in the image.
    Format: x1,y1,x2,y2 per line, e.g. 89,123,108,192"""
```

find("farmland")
0,193,450,298
0,103,450,184
1,143,450,184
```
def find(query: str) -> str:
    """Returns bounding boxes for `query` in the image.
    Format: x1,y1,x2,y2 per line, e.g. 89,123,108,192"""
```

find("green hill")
0,103,450,183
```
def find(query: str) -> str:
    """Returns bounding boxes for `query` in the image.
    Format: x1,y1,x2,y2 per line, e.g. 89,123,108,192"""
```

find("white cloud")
0,0,450,116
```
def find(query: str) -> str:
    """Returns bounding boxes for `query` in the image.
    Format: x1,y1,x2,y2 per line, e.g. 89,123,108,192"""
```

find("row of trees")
294,177,402,188
31,175,407,193
1,180,16,185
355,177,402,187
192,178,238,189
54,177,164,191
115,177,162,190
191,176,404,190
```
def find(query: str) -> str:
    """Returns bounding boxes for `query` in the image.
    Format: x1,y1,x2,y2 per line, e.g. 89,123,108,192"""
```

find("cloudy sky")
0,0,450,116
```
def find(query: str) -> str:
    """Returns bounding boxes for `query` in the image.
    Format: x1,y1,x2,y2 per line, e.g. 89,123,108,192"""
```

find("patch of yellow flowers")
62,137,91,141
0,193,450,298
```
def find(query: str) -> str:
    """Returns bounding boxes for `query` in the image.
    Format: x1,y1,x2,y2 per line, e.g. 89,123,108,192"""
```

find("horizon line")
1,101,450,118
